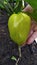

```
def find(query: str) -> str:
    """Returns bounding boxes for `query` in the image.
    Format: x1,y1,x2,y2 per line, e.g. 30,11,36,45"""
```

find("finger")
28,21,36,38
34,25,37,31
31,20,37,31
27,31,37,45
23,4,33,13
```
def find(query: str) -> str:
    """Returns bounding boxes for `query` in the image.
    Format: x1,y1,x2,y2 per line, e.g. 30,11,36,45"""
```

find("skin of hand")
23,4,37,45
26,20,37,45
23,4,33,13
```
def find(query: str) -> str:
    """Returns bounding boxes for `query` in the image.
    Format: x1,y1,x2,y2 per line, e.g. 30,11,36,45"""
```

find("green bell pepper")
8,12,31,46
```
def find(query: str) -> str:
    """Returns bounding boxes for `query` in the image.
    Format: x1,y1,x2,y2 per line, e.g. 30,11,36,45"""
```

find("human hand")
23,4,37,45
26,20,37,45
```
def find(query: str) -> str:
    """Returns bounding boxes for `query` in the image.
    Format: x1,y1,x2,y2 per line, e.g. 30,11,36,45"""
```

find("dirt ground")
0,9,37,65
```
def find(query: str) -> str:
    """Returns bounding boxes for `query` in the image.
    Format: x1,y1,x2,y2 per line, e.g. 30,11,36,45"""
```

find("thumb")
26,31,37,45
23,4,33,13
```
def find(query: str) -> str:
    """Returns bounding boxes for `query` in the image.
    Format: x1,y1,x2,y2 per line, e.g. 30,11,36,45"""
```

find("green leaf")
25,0,37,9
0,4,4,8
0,0,25,15
11,56,17,61
14,0,23,13
0,0,10,8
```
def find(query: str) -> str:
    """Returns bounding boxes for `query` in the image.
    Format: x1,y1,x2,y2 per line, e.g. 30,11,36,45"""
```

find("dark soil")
0,9,37,65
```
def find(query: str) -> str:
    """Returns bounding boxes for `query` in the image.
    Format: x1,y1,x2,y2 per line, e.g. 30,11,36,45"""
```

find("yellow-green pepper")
8,12,31,46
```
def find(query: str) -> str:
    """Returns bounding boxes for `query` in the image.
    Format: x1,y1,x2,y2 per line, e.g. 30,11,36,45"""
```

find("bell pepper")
8,12,31,46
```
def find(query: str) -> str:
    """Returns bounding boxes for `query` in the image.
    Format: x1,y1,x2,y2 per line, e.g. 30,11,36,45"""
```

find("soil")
0,9,37,65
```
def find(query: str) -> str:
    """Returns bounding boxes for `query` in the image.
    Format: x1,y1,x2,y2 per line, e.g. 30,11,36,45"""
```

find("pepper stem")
18,46,22,58
15,46,21,65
